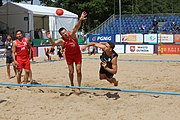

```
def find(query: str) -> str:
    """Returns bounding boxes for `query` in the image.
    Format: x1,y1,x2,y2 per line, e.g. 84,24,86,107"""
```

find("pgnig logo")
92,36,97,41
92,36,112,41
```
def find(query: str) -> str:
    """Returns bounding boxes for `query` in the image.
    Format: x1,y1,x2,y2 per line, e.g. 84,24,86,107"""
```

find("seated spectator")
176,26,180,33
153,18,158,27
162,27,167,33
139,24,146,33
171,21,177,32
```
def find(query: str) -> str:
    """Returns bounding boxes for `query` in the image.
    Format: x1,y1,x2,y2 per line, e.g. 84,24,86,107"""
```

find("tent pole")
6,1,9,34
28,13,29,34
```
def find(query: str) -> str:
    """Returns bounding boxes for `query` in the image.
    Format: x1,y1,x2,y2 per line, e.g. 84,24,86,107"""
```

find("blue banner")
89,34,115,43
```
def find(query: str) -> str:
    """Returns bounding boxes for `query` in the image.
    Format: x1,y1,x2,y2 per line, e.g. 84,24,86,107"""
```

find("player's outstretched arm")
46,31,64,46
81,42,106,52
71,11,87,39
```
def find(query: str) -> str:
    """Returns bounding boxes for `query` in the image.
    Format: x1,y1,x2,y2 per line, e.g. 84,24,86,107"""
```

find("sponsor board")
97,45,124,54
114,45,124,53
158,44,180,54
121,34,143,43
115,34,121,42
126,45,154,54
89,34,115,42
174,34,180,43
144,34,158,44
158,34,173,43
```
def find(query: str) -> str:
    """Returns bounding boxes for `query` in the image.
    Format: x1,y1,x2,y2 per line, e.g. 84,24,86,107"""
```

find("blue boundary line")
0,58,180,68
0,82,179,96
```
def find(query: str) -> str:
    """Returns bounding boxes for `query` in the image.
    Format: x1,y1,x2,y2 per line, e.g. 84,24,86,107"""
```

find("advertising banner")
158,34,173,43
144,34,158,44
126,45,154,54
89,34,115,43
121,34,143,43
114,45,124,53
115,34,121,42
174,34,180,43
158,44,180,54
97,45,124,54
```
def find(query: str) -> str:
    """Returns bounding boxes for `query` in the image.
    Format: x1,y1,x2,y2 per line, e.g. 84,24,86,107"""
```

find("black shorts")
6,56,13,63
99,66,113,78
46,52,49,57
57,51,63,57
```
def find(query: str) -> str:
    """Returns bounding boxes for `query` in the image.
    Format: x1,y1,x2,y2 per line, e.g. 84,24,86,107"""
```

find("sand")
0,54,180,120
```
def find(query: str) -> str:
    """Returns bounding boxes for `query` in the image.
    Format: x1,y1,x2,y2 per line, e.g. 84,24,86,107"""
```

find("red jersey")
63,32,81,55
15,38,29,60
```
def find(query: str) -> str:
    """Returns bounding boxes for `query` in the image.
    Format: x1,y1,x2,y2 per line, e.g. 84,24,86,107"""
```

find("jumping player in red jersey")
12,30,31,84
46,11,87,94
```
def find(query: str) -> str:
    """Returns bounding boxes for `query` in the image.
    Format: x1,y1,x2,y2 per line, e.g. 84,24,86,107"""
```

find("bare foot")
74,89,81,95
111,78,118,86
114,80,118,86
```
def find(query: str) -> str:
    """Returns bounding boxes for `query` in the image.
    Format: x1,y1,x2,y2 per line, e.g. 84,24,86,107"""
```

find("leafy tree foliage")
8,0,180,32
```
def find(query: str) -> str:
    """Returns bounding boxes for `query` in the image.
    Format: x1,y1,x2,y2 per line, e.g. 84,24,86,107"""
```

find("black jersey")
5,41,13,57
100,50,118,68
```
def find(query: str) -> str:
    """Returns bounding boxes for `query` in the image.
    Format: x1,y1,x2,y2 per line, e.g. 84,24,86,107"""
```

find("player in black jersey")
82,42,118,86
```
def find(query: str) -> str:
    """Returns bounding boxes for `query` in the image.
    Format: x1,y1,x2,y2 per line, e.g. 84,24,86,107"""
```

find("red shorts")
65,53,82,65
16,58,30,70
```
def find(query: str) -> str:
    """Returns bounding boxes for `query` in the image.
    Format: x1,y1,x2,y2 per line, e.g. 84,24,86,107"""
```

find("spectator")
30,40,35,62
171,21,176,32
162,27,167,33
175,25,180,33
45,48,50,60
38,28,42,39
57,45,64,60
40,40,44,45
34,29,40,39
153,18,158,27
2,34,7,43
4,35,17,79
45,46,55,61
139,24,146,33
0,35,4,47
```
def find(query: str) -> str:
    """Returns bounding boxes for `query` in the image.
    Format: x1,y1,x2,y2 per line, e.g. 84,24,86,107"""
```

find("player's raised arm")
71,11,87,39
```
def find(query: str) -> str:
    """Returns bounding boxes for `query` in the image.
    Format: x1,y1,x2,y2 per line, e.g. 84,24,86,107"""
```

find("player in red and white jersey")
46,11,87,94
12,30,31,84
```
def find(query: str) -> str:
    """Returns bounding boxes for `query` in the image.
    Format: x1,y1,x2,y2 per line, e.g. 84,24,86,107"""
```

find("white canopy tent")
0,2,78,39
